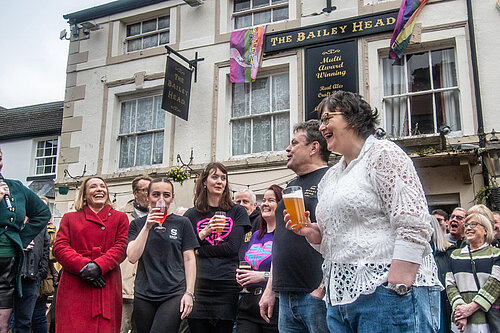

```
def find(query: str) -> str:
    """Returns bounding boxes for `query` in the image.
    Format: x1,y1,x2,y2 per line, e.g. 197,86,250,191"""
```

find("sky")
0,1,112,109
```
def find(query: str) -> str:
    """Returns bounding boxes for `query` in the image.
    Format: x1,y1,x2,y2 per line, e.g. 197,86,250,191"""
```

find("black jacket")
20,228,49,280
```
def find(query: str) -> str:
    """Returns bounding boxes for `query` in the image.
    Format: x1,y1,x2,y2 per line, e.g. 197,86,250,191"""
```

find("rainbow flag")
389,0,428,59
230,26,266,83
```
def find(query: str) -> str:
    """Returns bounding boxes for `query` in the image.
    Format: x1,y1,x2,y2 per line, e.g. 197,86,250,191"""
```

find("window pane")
432,48,457,89
382,58,406,96
273,7,288,21
153,132,164,164
385,97,408,137
127,23,141,37
36,148,43,158
143,34,158,49
232,119,251,155
127,39,142,52
407,52,431,92
409,94,434,135
153,96,165,129
253,0,269,8
232,83,250,117
37,141,44,149
159,32,169,45
142,19,157,33
235,14,252,29
119,136,136,168
273,113,289,151
136,134,153,166
234,0,251,12
272,0,288,4
272,73,289,111
435,90,461,132
136,98,153,132
251,77,270,114
120,101,135,134
158,16,170,29
254,10,271,25
253,116,271,153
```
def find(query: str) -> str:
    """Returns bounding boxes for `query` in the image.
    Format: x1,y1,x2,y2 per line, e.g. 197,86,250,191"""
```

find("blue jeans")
278,291,329,333
31,297,48,333
11,277,41,333
326,285,440,333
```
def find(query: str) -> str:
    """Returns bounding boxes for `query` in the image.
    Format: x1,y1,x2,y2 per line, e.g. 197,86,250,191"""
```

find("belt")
247,287,263,296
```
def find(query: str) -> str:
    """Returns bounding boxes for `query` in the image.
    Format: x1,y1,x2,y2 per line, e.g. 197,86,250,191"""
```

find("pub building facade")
55,0,500,215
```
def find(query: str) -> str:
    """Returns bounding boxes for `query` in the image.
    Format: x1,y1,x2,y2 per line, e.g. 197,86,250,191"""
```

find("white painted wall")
0,139,32,184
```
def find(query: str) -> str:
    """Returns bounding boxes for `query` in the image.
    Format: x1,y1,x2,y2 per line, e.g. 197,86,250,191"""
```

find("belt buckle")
253,287,263,296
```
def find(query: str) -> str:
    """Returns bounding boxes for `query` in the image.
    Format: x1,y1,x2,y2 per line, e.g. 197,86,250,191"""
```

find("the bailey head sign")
162,56,192,121
264,10,397,53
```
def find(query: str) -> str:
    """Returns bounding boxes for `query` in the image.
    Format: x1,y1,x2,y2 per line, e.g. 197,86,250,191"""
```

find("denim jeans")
326,285,441,333
11,277,40,333
278,291,329,333
31,297,48,333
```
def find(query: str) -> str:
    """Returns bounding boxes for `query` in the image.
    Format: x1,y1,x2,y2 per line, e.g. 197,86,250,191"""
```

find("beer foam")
283,190,302,198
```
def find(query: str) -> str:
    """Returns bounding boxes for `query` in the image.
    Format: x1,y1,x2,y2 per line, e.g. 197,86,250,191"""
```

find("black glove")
80,262,102,282
91,275,106,288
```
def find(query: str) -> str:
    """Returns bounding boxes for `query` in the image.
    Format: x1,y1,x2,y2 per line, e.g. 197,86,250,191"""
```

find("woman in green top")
0,148,51,333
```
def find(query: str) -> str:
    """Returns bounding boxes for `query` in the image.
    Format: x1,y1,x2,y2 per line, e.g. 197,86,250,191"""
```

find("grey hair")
465,213,494,244
235,189,256,204
430,215,451,252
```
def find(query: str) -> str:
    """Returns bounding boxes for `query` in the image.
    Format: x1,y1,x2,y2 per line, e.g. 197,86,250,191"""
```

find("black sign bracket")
165,45,204,82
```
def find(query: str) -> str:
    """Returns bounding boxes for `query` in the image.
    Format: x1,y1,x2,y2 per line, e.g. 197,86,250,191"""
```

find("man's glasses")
450,214,465,221
463,222,483,229
135,188,148,193
320,112,343,126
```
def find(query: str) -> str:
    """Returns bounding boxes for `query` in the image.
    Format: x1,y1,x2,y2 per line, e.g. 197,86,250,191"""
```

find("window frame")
125,15,170,53
232,0,289,30
33,137,58,176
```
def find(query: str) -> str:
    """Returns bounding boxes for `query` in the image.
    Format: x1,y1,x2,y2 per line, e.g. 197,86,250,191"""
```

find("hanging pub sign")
162,56,192,121
264,10,397,53
304,40,358,121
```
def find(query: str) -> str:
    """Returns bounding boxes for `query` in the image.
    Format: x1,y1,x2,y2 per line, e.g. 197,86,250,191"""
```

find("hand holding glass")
154,198,167,232
213,211,226,241
282,186,307,229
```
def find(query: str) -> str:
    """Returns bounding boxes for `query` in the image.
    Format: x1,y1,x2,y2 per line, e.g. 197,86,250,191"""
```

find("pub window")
231,72,290,155
118,95,164,168
382,48,461,137
233,0,289,30
126,16,170,52
34,138,58,175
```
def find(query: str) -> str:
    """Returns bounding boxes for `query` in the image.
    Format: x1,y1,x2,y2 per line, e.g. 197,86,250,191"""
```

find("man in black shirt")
234,189,260,260
260,120,330,333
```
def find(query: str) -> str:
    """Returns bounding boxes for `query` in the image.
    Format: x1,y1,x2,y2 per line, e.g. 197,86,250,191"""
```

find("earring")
204,185,207,189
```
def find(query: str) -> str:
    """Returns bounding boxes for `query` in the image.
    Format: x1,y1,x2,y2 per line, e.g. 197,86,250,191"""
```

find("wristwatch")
385,282,409,296
264,272,270,280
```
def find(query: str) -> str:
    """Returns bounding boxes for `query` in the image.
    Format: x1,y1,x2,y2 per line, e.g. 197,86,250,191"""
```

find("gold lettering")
364,20,373,29
307,31,316,39
270,37,278,46
278,36,286,44
297,32,305,42
339,25,347,34
387,17,396,25
286,35,292,43
374,19,385,28
331,27,338,34
352,21,363,32
323,29,330,37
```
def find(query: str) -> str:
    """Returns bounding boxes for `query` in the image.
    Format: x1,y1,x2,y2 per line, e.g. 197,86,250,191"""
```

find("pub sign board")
162,56,192,121
304,40,358,121
264,10,397,54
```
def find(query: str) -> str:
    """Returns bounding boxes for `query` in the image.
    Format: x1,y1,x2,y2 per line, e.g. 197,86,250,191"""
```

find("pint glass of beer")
282,186,307,229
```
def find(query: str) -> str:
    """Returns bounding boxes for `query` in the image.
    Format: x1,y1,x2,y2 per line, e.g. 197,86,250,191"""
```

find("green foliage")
168,167,190,184
475,186,491,205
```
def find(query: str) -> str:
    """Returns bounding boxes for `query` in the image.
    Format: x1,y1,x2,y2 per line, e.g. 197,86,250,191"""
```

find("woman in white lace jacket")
287,91,442,332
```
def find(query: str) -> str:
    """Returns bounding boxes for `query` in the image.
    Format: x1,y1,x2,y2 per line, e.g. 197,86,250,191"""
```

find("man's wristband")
185,291,196,301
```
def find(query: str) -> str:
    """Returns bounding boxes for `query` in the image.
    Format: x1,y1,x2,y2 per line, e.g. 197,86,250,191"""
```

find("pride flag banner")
230,26,266,83
389,0,428,59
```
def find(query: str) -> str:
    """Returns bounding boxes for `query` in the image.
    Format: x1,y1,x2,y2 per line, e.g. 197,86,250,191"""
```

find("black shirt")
128,213,199,301
239,207,261,261
272,167,329,293
184,205,251,283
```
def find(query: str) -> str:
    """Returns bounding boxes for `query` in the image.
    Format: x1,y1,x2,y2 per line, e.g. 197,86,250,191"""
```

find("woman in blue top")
236,184,282,333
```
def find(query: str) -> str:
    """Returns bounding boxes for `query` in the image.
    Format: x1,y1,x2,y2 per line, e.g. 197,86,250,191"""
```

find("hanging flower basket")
168,167,190,184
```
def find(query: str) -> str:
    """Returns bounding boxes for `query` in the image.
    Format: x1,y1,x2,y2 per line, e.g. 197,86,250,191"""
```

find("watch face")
396,284,408,295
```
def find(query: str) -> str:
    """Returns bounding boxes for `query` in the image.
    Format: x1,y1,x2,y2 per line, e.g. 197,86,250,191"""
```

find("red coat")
53,205,128,333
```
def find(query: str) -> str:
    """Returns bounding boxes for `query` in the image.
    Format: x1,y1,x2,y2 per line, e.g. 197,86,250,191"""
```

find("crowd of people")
2,91,500,333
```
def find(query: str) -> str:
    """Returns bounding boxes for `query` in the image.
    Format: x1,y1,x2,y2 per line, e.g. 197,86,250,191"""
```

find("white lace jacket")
315,135,440,306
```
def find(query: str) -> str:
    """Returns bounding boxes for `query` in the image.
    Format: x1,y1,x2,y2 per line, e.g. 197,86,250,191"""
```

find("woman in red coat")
53,177,128,333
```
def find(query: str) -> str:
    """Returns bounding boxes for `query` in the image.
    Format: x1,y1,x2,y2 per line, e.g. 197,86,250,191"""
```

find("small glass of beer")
154,198,167,232
213,211,226,241
238,260,252,293
282,186,307,229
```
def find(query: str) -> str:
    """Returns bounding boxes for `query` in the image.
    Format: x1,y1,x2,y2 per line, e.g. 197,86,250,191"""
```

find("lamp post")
482,130,500,209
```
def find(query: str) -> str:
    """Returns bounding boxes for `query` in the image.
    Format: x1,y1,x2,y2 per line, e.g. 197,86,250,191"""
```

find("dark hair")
317,91,379,139
132,175,153,193
257,184,283,240
147,178,174,195
293,120,330,162
432,209,448,220
194,162,234,214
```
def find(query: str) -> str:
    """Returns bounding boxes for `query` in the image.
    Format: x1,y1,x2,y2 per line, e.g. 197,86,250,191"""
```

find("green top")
0,233,16,257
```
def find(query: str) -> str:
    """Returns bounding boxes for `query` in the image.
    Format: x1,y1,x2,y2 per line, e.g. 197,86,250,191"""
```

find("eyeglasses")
320,112,343,126
135,188,148,193
463,222,483,229
450,214,465,221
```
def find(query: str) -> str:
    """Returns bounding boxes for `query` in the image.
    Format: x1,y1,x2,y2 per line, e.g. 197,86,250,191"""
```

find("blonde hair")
430,215,451,251
467,204,495,228
74,177,113,211
465,213,494,244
